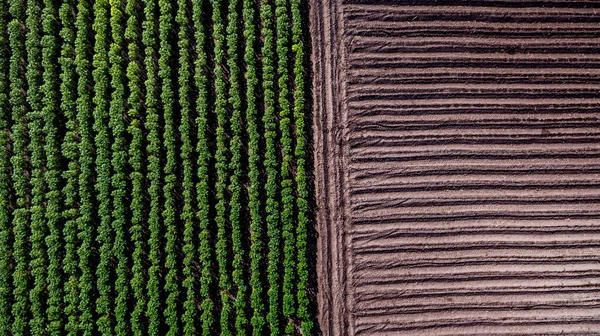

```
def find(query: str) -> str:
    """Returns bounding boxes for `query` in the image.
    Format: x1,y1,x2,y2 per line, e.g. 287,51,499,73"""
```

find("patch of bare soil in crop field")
311,1,600,335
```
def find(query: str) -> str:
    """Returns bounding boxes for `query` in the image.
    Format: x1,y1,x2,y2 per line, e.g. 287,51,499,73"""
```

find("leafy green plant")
192,0,214,334
108,0,130,333
291,0,312,332
158,0,181,333
92,0,114,333
41,0,64,333
26,0,48,333
8,0,31,333
59,0,80,331
243,0,266,333
0,1,13,334
142,0,164,332
74,1,96,334
259,0,282,334
0,1,317,334
125,0,147,334
225,0,248,333
176,0,198,334
211,0,233,333
274,0,297,332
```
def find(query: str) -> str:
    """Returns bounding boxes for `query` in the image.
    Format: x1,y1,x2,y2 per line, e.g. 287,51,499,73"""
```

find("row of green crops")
0,0,316,334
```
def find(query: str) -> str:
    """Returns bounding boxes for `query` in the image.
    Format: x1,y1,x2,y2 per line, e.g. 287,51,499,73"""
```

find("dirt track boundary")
310,0,353,334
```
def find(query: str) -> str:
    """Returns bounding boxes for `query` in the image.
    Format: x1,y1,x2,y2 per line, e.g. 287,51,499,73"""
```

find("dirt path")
311,1,600,335
310,0,351,334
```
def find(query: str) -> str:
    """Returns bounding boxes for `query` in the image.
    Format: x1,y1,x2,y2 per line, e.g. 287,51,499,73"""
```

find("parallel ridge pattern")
0,0,316,335
341,1,600,335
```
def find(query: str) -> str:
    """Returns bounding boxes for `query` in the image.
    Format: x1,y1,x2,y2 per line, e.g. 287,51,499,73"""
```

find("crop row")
0,0,315,334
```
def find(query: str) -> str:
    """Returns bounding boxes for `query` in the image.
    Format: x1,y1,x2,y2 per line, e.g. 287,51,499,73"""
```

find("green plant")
108,0,130,333
274,0,296,332
176,0,198,333
243,0,266,332
8,0,31,332
143,0,164,332
291,0,312,332
92,0,114,333
125,0,147,333
192,0,214,334
0,1,13,334
259,0,282,334
158,0,181,333
211,0,233,333
74,1,96,334
225,0,248,333
58,0,79,333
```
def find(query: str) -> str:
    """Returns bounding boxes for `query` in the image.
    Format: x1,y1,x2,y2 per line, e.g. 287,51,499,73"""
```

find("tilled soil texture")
311,1,600,335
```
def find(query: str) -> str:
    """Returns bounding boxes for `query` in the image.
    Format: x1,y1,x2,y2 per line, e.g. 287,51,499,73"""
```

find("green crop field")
0,0,315,334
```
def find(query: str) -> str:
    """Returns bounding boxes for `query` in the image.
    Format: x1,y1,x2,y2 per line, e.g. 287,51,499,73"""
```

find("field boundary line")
310,0,353,334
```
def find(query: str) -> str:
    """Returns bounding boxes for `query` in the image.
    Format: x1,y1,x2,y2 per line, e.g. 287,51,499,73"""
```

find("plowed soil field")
311,1,600,335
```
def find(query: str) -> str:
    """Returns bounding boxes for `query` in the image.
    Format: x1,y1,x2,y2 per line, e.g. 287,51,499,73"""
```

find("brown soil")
311,1,600,335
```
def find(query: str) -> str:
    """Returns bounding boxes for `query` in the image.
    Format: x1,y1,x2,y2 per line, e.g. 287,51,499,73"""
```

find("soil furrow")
312,0,600,334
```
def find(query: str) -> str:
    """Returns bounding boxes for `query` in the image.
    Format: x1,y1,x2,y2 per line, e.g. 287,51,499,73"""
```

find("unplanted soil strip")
311,1,600,335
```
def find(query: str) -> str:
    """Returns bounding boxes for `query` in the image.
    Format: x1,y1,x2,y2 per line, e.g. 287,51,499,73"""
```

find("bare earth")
311,1,600,335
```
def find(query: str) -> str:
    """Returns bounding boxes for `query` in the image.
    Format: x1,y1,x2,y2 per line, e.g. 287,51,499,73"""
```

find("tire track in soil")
311,1,600,335
310,0,353,334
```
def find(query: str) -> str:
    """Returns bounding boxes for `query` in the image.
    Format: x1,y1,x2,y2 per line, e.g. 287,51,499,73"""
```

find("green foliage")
259,0,282,334
74,1,96,334
225,0,247,334
290,0,312,332
211,0,233,333
0,0,13,334
176,0,198,334
275,0,297,332
59,0,80,333
92,0,114,333
142,0,164,332
8,0,31,333
158,0,181,333
125,0,147,334
26,0,48,334
191,0,214,334
0,1,316,335
108,0,130,333
242,0,266,333
41,0,64,334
